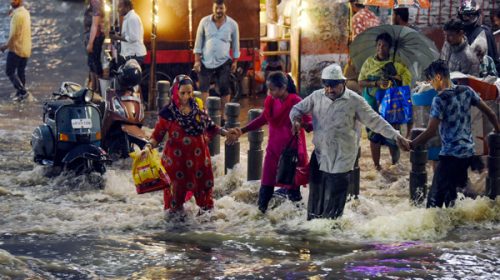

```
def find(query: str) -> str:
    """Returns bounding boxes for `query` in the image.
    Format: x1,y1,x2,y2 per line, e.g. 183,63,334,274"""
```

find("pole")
156,80,171,109
486,133,500,199
207,97,222,156
224,103,240,174
348,147,361,199
148,0,158,110
409,128,428,205
247,109,264,181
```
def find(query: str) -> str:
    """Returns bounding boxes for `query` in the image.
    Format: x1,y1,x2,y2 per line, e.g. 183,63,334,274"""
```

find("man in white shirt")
290,63,410,220
111,0,147,64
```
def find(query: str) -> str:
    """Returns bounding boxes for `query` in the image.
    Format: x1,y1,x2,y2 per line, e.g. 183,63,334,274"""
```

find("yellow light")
298,13,311,30
104,3,111,13
154,15,160,25
59,133,69,142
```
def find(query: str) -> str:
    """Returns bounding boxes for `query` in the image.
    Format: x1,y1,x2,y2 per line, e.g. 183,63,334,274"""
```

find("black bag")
276,136,299,185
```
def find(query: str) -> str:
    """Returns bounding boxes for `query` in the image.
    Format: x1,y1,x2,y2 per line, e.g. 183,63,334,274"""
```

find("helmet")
321,64,346,80
458,0,480,26
117,59,142,89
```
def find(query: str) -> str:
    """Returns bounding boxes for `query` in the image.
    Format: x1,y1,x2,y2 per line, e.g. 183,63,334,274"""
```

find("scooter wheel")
107,132,131,160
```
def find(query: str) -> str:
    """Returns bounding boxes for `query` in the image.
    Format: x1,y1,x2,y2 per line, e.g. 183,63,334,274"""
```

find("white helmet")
321,63,346,80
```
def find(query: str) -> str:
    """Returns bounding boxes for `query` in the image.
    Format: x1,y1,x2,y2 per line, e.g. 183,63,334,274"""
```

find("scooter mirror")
84,89,94,103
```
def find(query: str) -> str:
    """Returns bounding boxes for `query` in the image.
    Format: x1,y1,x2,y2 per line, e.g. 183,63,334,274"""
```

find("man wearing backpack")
411,60,500,209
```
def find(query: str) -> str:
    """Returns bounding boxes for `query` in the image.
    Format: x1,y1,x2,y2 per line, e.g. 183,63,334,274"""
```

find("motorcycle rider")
101,59,148,159
116,59,142,92
458,0,499,73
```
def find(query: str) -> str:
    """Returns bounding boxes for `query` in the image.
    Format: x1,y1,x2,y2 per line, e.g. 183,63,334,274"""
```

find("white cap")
321,63,346,80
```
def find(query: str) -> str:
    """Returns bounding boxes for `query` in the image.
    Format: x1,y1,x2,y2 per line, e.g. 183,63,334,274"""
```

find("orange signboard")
363,0,430,9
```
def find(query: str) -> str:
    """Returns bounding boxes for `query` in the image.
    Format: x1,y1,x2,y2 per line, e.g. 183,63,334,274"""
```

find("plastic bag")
130,147,171,194
377,85,412,124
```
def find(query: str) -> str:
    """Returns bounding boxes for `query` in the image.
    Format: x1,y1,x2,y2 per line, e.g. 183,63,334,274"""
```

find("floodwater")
1,1,499,279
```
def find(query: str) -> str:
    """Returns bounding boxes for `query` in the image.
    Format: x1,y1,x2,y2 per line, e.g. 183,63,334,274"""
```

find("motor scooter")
31,82,110,174
100,59,149,159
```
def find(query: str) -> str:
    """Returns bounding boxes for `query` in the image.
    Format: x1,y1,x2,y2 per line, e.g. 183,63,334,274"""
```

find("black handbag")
276,136,299,185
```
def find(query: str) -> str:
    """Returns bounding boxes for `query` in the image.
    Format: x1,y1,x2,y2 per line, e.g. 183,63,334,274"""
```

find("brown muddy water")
0,1,499,279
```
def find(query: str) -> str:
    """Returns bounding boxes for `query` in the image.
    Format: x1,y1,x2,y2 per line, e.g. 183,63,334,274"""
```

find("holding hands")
396,134,411,151
224,128,242,145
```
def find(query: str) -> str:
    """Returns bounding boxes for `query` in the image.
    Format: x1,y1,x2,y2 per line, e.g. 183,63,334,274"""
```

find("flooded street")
1,0,500,279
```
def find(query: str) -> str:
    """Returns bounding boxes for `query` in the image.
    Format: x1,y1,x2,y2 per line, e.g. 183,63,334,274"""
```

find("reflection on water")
0,0,499,279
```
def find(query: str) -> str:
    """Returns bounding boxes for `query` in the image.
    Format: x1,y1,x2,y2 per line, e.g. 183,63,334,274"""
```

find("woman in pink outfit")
234,72,312,213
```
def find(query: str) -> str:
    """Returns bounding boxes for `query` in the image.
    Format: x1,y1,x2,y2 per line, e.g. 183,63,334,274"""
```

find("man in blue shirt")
411,60,500,208
193,0,239,109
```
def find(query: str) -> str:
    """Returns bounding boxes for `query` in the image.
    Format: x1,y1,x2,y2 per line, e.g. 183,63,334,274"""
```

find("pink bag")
295,164,309,187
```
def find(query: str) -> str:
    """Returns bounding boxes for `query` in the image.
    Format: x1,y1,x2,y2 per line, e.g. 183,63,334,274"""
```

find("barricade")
410,128,428,205
207,97,221,156
224,103,240,174
247,109,264,180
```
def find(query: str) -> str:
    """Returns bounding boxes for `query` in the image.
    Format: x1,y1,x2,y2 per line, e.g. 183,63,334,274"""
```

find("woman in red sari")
149,75,230,212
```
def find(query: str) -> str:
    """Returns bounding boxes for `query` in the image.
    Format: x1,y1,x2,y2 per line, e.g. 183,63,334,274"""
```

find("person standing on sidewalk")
193,0,239,113
1,0,31,101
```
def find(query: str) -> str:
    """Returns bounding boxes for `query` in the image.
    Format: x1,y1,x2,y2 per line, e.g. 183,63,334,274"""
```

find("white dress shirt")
290,88,401,174
120,10,147,58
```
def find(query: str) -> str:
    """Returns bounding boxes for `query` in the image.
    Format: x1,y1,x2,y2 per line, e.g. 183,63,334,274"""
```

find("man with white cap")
290,63,410,220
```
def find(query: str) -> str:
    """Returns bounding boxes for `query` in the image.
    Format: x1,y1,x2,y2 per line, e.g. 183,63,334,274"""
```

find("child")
411,60,500,208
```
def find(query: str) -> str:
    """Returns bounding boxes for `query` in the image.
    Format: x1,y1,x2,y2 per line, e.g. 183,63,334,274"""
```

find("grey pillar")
348,147,361,199
409,128,428,205
207,97,221,156
156,80,170,109
487,133,500,199
224,103,240,174
247,109,264,181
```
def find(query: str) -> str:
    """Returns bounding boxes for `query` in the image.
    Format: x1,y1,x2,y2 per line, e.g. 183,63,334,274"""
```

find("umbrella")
349,24,440,81
363,0,430,9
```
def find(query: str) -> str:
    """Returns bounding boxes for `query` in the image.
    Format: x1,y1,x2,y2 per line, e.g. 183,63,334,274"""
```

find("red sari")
151,99,218,211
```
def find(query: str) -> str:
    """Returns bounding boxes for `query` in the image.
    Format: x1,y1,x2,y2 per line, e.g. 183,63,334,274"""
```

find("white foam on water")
1,134,499,244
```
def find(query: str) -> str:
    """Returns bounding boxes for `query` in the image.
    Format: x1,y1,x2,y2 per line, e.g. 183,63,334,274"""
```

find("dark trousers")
124,55,145,65
427,155,471,208
199,59,232,97
6,51,28,95
308,152,351,220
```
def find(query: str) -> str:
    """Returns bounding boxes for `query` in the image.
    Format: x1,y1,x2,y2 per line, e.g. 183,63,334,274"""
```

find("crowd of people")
1,0,500,221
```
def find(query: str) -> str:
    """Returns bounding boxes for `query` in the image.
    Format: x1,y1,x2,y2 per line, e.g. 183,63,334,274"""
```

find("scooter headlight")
84,90,94,103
